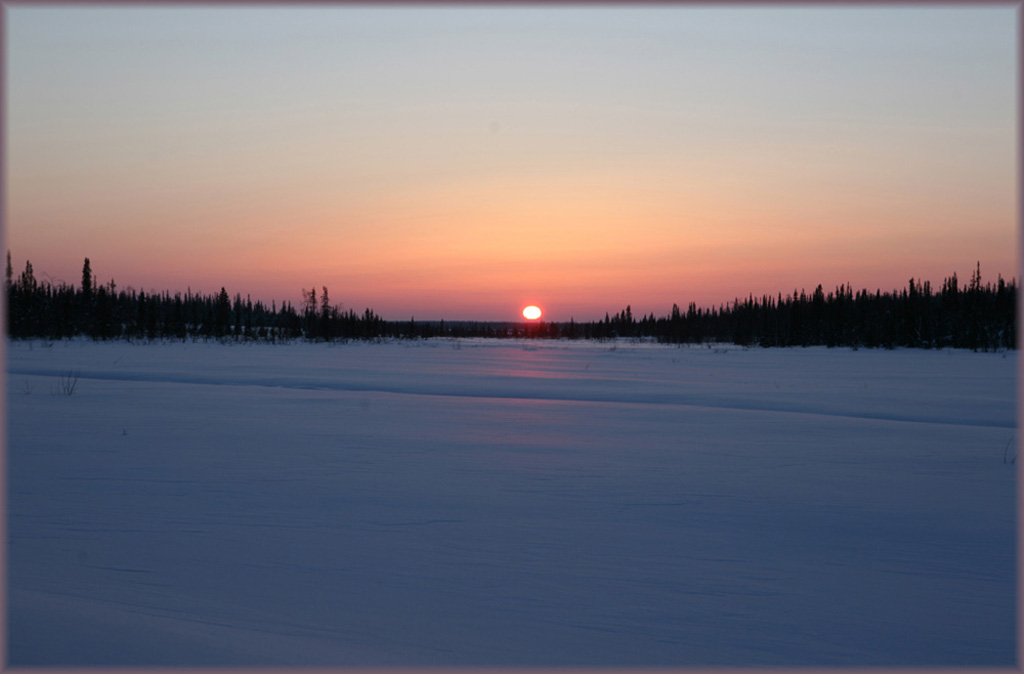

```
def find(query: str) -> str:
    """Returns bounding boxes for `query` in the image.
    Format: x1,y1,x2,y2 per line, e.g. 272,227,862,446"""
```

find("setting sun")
522,305,542,320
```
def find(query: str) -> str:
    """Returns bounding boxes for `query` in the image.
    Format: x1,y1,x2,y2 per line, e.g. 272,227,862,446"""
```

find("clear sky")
4,5,1018,321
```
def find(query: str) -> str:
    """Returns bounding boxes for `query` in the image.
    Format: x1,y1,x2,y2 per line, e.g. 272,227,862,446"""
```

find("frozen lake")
5,338,1017,666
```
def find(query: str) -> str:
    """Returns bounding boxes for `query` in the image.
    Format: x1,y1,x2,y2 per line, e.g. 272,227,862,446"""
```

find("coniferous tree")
301,287,318,339
232,293,244,340
81,258,93,301
94,285,111,340
19,261,38,337
215,287,231,338
320,286,333,340
79,258,94,335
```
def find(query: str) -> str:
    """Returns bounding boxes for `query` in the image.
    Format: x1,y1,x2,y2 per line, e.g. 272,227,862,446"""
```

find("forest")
5,253,1016,351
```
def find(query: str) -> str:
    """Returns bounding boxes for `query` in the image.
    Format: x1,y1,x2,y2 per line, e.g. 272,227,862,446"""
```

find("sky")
4,5,1018,321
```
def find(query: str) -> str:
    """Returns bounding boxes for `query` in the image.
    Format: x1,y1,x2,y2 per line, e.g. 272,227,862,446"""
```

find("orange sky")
5,6,1018,321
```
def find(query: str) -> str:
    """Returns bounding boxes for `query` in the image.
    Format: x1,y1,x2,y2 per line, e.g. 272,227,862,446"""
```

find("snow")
5,338,1017,666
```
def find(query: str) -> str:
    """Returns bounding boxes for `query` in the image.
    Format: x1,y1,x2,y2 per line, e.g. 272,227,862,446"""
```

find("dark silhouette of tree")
79,258,94,336
94,285,112,339
215,287,231,338
232,293,244,340
320,286,333,341
301,287,318,340
81,258,93,301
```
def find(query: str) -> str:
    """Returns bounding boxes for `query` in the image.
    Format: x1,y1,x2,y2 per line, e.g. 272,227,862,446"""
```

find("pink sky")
5,6,1018,321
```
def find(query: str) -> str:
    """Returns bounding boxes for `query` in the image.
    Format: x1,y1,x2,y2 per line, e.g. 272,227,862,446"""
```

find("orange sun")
522,305,542,320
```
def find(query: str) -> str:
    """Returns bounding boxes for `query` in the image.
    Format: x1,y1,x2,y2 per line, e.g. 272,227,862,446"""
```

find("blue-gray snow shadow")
6,342,1017,665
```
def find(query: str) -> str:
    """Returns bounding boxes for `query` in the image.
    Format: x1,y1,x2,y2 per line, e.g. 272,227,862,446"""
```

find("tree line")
5,255,386,342
5,253,1016,350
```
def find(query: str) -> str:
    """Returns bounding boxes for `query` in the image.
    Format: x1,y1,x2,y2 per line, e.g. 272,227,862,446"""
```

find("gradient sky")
4,5,1018,321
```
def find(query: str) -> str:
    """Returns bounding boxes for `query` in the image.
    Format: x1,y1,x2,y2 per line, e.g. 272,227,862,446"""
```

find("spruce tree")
20,260,36,293
215,287,231,338
320,286,332,340
81,258,93,300
80,258,94,336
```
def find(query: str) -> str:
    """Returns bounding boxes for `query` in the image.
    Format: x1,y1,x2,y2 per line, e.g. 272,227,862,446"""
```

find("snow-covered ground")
5,338,1017,666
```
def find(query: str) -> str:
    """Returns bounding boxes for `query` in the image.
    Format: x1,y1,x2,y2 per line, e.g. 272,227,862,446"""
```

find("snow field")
5,339,1017,666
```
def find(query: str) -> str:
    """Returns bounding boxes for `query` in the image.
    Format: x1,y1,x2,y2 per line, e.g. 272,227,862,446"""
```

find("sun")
522,305,542,320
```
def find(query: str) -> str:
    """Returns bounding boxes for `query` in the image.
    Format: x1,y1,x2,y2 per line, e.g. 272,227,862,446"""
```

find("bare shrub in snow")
51,370,80,397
